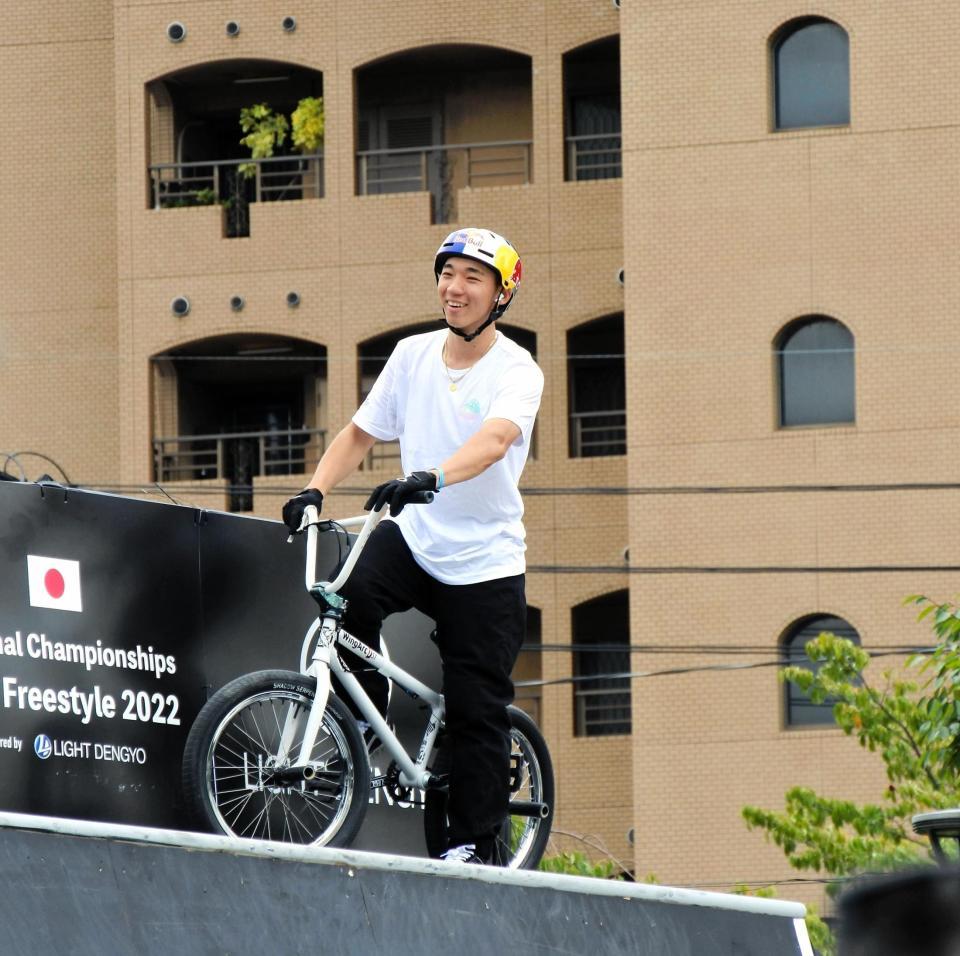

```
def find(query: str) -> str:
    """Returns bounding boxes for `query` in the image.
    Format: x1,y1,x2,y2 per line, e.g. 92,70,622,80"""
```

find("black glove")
364,471,437,516
282,487,324,533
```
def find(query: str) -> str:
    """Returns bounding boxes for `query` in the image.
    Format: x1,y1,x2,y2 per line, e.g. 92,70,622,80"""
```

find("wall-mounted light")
616,268,624,286
282,15,297,32
225,20,240,37
166,21,186,42
230,295,245,312
286,291,301,308
171,296,190,317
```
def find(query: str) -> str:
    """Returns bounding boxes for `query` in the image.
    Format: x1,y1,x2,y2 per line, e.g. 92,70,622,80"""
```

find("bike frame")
285,505,444,790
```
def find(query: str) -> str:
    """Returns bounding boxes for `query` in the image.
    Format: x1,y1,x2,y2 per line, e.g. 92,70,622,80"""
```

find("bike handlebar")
295,492,434,596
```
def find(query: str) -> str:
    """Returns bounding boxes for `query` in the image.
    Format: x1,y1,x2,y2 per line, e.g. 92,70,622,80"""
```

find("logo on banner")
34,735,52,759
26,556,83,612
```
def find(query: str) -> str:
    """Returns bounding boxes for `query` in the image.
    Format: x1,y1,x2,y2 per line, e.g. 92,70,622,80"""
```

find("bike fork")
275,626,335,768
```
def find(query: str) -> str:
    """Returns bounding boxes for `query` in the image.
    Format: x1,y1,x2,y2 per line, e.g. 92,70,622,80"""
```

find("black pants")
337,520,525,854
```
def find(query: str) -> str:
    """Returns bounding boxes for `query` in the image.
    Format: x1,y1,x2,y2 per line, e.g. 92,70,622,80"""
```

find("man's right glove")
364,471,437,517
282,487,324,534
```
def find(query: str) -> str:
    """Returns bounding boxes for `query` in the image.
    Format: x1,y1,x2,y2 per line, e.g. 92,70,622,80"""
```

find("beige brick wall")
9,0,954,915
0,5,118,481
623,0,960,911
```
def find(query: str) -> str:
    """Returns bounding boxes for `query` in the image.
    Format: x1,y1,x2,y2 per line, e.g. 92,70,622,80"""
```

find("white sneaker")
440,844,485,865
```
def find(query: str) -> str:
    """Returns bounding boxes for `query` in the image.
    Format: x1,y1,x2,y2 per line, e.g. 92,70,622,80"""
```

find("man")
282,227,543,865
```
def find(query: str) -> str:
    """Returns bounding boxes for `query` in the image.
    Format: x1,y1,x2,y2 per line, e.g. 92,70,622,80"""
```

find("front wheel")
181,669,370,846
423,705,554,869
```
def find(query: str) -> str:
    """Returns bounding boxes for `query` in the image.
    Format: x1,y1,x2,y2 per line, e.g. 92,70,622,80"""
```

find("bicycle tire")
423,705,554,869
181,669,370,847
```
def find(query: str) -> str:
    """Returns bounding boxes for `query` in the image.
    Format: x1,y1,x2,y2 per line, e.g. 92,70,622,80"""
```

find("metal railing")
566,133,622,181
364,439,402,470
153,427,326,484
570,409,627,457
574,686,631,737
356,139,532,222
149,154,324,236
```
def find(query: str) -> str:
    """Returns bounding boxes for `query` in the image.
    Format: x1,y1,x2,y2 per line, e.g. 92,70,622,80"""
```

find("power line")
528,643,927,656
83,480,960,497
513,647,930,689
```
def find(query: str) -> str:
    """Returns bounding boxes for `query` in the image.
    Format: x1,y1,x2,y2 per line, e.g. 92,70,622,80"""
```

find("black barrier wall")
0,482,441,851
0,815,812,956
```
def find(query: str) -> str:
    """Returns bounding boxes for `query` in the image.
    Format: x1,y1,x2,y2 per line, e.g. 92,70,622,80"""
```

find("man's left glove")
364,471,437,516
282,487,324,534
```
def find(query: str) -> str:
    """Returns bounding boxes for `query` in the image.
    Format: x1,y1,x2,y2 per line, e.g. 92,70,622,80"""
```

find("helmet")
434,228,522,292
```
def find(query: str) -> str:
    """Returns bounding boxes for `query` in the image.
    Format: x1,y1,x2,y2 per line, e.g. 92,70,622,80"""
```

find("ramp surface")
0,812,811,955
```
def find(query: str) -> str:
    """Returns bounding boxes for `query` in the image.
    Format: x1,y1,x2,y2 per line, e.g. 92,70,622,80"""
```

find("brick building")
1,0,951,913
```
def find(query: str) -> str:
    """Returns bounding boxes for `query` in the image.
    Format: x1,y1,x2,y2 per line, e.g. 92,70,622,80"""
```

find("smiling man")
283,228,543,865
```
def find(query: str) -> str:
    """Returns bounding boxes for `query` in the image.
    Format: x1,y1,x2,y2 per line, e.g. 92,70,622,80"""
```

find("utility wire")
84,480,960,497
512,647,931,689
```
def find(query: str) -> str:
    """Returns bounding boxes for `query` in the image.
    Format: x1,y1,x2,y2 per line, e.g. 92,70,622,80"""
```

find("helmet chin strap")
438,295,507,343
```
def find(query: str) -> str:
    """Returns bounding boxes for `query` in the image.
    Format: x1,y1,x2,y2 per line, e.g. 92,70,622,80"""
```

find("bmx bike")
181,497,554,868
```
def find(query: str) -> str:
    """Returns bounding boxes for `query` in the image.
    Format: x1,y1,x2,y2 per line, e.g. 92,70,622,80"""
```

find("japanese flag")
27,555,83,612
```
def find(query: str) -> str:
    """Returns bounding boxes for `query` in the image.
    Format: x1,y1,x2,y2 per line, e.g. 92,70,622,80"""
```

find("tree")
238,103,289,178
742,596,960,952
238,97,324,178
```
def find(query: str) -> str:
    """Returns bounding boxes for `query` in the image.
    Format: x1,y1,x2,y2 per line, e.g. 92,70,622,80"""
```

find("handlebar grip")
410,491,434,504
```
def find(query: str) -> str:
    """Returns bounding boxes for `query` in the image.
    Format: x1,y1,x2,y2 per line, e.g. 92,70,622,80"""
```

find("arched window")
782,615,860,727
572,590,631,737
773,18,850,130
568,314,626,457
563,36,621,181
776,317,854,427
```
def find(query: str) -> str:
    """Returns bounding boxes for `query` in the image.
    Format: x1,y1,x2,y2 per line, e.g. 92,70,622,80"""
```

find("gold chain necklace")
441,334,497,392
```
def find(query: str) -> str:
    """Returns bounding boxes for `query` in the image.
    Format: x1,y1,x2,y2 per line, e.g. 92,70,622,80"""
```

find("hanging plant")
238,103,289,178
291,96,325,153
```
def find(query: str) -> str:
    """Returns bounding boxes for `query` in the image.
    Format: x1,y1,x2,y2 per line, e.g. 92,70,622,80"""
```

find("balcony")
146,59,324,237
153,427,326,482
356,140,531,224
149,154,323,237
356,44,532,222
151,334,327,511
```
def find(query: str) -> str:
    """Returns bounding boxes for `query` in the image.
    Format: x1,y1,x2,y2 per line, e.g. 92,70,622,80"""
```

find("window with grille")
568,314,626,457
572,590,631,737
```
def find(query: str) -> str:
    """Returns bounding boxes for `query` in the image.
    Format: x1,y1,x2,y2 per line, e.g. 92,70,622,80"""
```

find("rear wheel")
182,669,369,846
423,705,554,869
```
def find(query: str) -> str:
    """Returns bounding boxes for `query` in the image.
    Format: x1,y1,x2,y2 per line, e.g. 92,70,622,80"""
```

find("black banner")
0,482,439,851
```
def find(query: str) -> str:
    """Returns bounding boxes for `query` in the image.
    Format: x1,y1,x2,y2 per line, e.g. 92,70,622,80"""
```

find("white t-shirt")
353,328,543,585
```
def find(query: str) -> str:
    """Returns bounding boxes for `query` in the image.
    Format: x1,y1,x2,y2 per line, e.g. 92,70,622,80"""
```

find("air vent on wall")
617,268,624,286
282,15,297,32
230,295,245,312
166,21,186,43
286,291,301,308
225,20,240,37
171,296,190,317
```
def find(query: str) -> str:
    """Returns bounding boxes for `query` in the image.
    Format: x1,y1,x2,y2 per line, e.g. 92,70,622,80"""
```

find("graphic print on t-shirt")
459,397,483,422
